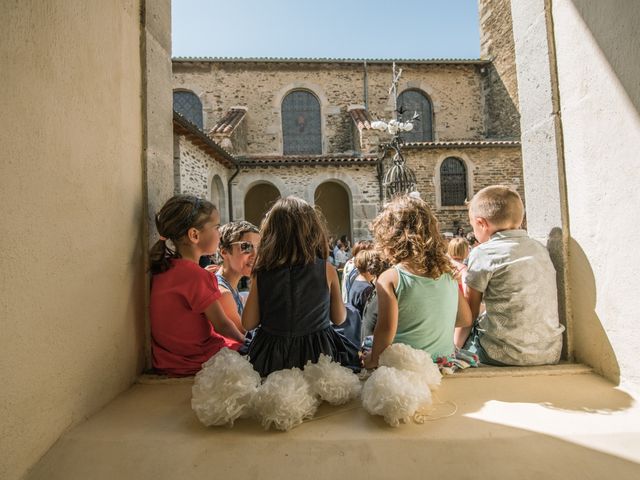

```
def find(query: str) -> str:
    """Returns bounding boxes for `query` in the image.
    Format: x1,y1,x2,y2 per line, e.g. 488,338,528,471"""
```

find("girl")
348,249,382,317
216,221,260,332
363,195,472,369
242,196,360,377
447,237,470,295
149,195,245,376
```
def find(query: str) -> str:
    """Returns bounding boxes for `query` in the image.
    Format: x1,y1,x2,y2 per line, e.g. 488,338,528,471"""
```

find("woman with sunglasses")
216,221,260,333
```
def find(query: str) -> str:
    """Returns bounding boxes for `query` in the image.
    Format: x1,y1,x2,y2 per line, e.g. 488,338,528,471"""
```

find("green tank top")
393,265,458,360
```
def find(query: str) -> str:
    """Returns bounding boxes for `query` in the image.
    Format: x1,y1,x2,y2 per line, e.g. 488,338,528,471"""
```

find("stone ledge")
137,362,592,385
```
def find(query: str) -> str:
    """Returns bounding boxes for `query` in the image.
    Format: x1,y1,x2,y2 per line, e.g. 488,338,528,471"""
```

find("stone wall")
479,0,521,138
405,145,524,233
173,60,486,155
175,134,234,223
231,164,381,241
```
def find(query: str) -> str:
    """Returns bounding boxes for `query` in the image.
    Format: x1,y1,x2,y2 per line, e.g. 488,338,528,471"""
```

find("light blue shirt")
465,230,565,365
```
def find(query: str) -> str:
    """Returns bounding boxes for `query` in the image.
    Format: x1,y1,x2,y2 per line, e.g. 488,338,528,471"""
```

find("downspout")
227,162,240,221
363,60,369,109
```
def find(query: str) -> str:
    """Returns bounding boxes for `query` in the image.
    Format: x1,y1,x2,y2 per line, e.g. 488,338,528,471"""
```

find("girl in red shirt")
149,195,245,376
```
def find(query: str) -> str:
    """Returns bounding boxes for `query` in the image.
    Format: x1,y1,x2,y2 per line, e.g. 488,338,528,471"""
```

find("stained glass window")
398,90,433,142
173,91,203,129
441,157,467,206
282,90,322,155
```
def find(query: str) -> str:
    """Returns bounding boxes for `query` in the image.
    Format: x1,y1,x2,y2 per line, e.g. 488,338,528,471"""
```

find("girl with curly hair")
363,195,472,369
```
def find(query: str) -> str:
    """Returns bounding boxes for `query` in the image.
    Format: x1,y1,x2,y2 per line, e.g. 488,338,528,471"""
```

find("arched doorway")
314,181,351,241
210,175,227,223
244,183,280,227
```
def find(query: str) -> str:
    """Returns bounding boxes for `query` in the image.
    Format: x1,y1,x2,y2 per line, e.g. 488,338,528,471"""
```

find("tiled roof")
210,108,246,135
173,111,236,168
238,154,379,167
349,108,372,130
173,56,490,65
403,140,521,149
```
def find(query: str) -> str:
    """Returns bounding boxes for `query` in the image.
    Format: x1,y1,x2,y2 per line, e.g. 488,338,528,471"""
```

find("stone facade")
173,60,488,153
172,56,525,239
479,0,521,138
231,163,381,240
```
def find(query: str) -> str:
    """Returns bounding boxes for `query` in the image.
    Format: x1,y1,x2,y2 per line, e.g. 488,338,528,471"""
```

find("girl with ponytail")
149,194,245,376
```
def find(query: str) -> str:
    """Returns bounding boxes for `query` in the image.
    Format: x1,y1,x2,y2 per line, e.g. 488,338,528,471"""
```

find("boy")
458,185,564,365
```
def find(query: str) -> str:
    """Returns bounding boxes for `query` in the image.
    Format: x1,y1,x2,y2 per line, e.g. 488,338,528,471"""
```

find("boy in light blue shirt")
458,185,564,366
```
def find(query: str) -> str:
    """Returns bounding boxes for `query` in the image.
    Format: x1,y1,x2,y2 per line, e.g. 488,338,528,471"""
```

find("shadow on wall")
570,0,640,115
568,236,620,384
483,65,521,139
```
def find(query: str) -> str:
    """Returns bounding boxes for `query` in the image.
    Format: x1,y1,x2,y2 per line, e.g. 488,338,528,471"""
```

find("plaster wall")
551,0,640,386
0,2,146,478
172,61,485,154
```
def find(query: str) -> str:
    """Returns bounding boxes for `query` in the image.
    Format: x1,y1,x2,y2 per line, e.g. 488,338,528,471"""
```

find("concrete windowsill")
27,368,640,480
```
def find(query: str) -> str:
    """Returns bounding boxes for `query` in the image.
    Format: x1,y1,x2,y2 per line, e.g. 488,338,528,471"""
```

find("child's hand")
362,351,377,370
204,264,220,274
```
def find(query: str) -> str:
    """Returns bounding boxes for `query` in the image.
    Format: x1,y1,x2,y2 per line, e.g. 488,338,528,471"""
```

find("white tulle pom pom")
361,366,432,427
191,348,261,427
370,120,388,131
252,368,319,431
303,354,361,405
379,343,442,390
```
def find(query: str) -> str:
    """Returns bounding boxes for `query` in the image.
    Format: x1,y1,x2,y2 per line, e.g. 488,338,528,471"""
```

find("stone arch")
433,152,475,209
307,173,361,242
244,181,281,228
209,174,227,224
273,82,329,155
233,173,290,222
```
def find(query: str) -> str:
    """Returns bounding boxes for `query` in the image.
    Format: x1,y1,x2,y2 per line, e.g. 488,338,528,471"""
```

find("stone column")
510,0,572,359
141,0,173,367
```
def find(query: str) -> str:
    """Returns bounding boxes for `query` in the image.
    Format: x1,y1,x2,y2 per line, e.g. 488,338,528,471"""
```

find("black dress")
247,257,360,377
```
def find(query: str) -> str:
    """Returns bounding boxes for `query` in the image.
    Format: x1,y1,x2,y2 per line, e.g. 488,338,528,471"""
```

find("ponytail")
149,194,216,275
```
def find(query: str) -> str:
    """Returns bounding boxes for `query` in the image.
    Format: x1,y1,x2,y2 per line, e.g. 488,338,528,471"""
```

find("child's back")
394,265,458,360
466,230,564,365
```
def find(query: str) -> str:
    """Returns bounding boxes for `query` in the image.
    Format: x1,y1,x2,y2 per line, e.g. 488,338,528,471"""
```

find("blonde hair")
469,185,524,228
252,196,329,273
447,237,469,260
371,195,453,279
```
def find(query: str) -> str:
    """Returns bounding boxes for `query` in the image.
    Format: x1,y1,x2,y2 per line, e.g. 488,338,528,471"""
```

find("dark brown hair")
371,195,453,279
218,220,259,252
252,196,329,273
149,195,217,274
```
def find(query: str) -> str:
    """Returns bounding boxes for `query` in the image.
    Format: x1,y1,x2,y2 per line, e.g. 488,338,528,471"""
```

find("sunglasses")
229,241,257,254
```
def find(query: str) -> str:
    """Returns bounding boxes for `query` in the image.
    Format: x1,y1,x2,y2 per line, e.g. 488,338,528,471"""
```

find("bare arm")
241,275,260,331
204,300,245,343
327,261,346,325
455,288,472,327
363,269,398,369
466,287,483,322
218,288,246,334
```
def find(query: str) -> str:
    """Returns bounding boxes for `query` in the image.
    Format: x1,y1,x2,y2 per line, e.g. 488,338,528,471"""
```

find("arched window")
173,90,203,129
440,157,467,206
282,90,321,155
397,90,433,142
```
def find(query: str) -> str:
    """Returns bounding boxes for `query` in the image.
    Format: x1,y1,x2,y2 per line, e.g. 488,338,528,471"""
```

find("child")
363,195,472,369
216,221,260,332
460,185,564,365
341,240,374,303
242,196,360,377
447,237,470,295
149,195,245,376
348,249,382,317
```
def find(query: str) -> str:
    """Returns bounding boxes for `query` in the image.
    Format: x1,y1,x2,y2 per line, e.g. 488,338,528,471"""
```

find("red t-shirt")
150,259,241,376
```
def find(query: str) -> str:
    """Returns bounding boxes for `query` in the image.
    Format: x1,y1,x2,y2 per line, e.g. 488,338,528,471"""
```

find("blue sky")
172,0,480,59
